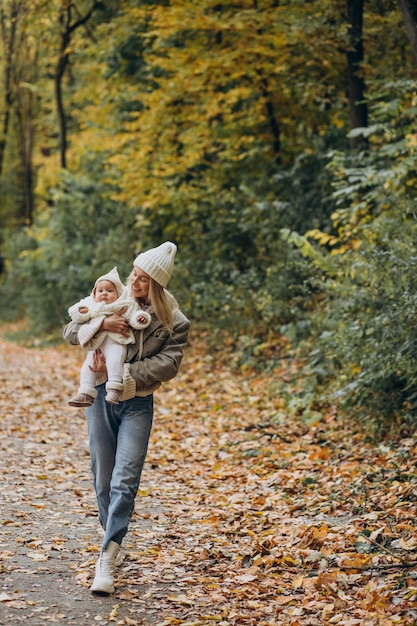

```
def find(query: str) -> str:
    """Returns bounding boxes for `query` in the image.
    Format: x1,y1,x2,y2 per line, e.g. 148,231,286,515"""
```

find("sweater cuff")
120,364,137,401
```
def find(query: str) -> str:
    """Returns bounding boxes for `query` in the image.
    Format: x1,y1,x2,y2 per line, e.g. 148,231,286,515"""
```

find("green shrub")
283,80,417,437
0,169,145,333
289,209,417,438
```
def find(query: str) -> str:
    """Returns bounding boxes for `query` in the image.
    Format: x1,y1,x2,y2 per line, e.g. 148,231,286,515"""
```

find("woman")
63,242,190,594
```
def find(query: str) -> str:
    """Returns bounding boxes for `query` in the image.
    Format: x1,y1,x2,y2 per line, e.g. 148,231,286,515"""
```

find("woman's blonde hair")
148,278,178,334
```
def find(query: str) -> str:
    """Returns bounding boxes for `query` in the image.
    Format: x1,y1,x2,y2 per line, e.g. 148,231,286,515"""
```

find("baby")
67,266,151,407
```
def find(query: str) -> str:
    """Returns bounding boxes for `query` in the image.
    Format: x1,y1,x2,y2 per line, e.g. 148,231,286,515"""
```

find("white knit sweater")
68,292,151,351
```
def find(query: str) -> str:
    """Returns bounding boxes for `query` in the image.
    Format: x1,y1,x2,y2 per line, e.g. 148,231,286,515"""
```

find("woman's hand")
100,309,129,336
89,349,107,374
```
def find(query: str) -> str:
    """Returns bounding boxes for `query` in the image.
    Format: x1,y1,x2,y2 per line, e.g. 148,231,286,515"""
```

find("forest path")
1,329,417,625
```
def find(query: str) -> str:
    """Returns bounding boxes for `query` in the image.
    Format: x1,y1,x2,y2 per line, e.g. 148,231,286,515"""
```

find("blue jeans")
86,384,153,550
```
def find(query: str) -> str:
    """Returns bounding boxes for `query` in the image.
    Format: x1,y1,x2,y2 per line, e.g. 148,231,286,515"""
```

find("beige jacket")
63,308,190,400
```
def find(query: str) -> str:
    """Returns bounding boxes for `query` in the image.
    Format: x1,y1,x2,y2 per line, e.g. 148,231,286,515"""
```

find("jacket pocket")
142,332,169,357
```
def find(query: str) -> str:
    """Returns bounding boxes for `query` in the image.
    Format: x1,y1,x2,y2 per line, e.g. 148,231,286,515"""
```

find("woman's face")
130,266,150,301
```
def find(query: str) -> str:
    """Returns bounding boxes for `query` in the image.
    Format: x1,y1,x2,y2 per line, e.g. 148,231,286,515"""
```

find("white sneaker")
90,540,119,594
114,547,124,567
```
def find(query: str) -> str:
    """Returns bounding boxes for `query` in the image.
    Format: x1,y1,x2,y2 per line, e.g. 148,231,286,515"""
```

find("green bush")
0,168,145,333
174,148,336,351
282,80,417,437
306,209,417,437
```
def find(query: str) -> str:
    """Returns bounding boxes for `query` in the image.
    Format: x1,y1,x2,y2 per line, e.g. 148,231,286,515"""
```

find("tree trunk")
15,84,35,225
346,0,368,150
55,3,70,169
55,0,101,169
0,0,20,177
253,2,281,161
398,0,417,65
259,75,281,161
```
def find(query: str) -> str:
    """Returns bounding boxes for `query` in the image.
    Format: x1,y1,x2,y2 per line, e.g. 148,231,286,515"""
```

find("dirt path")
0,336,172,625
1,331,417,625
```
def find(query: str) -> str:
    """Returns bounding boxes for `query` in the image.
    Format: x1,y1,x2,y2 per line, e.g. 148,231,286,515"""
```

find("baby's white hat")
133,242,177,287
93,266,124,297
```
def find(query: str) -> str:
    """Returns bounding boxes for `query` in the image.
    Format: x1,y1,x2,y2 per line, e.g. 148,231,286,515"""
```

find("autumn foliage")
1,2,417,433
1,328,417,624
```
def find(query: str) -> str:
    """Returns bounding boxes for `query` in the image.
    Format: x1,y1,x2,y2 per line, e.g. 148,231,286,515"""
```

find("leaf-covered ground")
1,328,417,626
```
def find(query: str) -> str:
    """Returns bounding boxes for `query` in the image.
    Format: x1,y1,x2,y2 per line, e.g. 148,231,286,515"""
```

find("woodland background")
0,0,417,438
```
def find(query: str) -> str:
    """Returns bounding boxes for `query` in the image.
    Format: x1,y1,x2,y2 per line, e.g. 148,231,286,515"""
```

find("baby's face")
94,280,119,304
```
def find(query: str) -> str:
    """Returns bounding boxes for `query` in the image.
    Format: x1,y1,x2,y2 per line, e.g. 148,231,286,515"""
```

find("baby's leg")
100,336,126,390
68,352,98,406
79,352,98,393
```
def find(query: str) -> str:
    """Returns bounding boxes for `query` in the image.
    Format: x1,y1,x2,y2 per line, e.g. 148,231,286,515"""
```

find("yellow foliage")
306,229,339,247
65,0,308,211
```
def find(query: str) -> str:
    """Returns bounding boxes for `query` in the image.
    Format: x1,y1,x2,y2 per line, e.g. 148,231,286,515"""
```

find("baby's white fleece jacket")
68,293,151,351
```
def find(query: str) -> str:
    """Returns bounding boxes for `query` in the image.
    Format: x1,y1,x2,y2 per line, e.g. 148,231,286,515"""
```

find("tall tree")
0,0,41,224
346,0,368,149
0,0,22,177
398,0,417,64
55,0,101,169
14,42,39,225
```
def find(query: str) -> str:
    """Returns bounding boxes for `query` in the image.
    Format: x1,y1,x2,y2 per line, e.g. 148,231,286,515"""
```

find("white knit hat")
133,241,177,287
93,266,124,297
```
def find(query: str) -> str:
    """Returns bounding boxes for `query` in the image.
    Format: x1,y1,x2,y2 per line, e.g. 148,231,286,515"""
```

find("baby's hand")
137,315,148,324
79,306,89,314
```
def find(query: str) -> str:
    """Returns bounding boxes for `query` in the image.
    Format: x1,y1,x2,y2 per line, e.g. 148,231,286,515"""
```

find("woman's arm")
63,309,129,345
63,320,82,345
128,313,190,389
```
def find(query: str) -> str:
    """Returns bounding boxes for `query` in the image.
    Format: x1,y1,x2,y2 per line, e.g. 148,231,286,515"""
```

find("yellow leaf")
26,551,48,562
